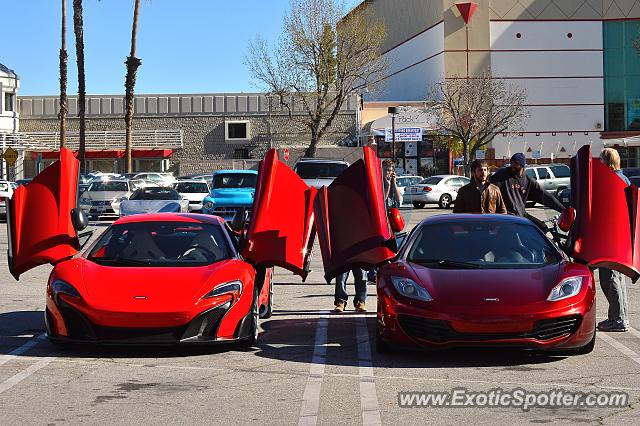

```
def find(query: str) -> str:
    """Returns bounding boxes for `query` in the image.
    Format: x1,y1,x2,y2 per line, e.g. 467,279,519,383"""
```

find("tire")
238,286,260,348
412,202,425,209
439,194,453,209
260,269,274,319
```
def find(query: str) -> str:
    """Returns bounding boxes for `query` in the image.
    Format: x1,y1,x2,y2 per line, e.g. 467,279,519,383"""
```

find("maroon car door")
570,144,640,281
242,149,317,280
314,146,397,281
7,148,80,279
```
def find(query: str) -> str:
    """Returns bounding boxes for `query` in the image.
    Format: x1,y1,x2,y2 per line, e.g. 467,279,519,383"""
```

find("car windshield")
175,182,209,193
130,188,180,200
213,173,257,189
407,221,562,269
295,162,348,179
89,181,129,192
419,176,443,185
87,221,231,267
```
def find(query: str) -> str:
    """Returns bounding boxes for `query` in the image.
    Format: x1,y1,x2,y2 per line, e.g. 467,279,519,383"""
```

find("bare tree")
124,0,142,173
73,0,86,171
246,0,386,157
59,0,68,149
428,74,529,176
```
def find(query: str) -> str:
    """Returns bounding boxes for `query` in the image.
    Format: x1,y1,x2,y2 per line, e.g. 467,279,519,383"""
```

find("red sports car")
7,149,275,346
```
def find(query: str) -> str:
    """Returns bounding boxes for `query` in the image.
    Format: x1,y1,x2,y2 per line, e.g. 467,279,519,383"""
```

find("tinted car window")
630,177,640,187
536,168,550,179
407,221,561,268
550,165,570,178
88,221,231,266
622,167,640,177
89,181,129,192
175,182,209,193
525,169,537,180
213,173,257,189
294,163,348,179
420,176,443,185
130,188,180,200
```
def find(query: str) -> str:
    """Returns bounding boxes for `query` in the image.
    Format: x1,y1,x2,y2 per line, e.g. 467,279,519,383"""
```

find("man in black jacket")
489,153,565,216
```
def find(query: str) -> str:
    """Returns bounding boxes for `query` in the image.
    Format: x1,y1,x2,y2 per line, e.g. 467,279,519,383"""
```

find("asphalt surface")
0,206,639,425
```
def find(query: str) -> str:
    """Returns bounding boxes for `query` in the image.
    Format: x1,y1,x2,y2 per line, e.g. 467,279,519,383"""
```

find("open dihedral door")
569,144,640,282
7,148,80,280
314,146,397,281
242,149,317,280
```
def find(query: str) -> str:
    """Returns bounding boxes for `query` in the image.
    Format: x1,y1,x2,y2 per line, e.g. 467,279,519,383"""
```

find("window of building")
604,20,640,132
4,92,15,112
225,121,250,141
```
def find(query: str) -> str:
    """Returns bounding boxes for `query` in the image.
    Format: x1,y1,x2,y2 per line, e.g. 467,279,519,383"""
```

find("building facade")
352,0,640,167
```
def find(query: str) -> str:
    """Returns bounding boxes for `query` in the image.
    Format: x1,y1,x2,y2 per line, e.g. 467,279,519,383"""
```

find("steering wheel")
178,245,217,261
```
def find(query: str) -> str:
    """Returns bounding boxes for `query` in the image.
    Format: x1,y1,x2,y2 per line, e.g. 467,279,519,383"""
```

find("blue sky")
3,0,361,96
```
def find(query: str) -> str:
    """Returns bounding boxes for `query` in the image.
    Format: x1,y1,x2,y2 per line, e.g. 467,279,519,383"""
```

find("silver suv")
293,158,350,188
525,164,570,196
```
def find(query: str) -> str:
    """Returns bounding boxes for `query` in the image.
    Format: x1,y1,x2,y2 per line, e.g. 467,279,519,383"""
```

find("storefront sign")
385,127,423,142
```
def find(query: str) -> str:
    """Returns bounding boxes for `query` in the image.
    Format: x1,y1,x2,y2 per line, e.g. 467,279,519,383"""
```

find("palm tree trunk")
124,0,142,173
73,0,86,172
59,0,68,149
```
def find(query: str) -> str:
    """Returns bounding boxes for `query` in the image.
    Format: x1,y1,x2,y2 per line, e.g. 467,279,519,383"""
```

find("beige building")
352,0,640,170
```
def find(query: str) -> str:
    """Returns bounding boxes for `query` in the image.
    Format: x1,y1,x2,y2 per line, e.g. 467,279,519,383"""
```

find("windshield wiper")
410,259,482,269
88,257,153,266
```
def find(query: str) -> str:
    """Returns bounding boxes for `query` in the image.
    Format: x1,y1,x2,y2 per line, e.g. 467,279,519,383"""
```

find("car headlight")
391,276,433,302
202,280,242,299
547,276,583,301
51,279,81,301
204,201,214,210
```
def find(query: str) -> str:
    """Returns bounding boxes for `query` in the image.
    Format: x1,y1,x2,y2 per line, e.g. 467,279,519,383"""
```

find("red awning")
31,149,173,160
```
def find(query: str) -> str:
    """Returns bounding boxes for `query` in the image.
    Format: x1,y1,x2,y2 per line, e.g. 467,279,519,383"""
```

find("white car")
395,175,424,205
293,159,350,188
174,180,210,212
132,172,175,187
0,180,14,218
403,174,470,209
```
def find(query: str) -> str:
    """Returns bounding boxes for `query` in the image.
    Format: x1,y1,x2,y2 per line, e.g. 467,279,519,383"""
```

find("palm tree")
59,0,68,149
124,0,142,173
72,0,86,171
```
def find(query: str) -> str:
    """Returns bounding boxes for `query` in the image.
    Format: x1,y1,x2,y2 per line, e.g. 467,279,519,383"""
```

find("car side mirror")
388,207,405,233
230,207,247,233
70,208,88,232
558,207,576,232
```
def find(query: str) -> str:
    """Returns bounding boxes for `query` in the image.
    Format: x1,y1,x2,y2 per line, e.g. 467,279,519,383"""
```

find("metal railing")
19,129,183,151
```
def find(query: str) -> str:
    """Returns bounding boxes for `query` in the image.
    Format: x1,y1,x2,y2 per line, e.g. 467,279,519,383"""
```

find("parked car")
293,158,350,188
178,174,213,186
202,170,258,220
525,164,571,197
79,179,135,220
395,175,423,205
403,175,470,209
132,172,175,187
0,180,14,219
174,180,211,212
119,187,189,217
15,178,32,187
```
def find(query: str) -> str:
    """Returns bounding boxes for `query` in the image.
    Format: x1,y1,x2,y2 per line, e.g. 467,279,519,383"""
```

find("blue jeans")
599,268,629,325
334,268,367,306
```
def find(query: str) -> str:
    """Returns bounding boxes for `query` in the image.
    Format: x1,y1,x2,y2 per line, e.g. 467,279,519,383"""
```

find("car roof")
419,213,534,226
423,175,466,179
113,213,224,226
175,179,210,184
527,163,569,167
213,170,258,175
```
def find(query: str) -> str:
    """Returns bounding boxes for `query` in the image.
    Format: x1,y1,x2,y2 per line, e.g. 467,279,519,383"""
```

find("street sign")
2,147,18,166
283,148,290,161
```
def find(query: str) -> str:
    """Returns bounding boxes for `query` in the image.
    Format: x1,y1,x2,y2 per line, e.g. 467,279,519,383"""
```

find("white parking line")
628,327,640,341
356,316,381,426
598,333,640,366
0,334,45,367
298,313,329,426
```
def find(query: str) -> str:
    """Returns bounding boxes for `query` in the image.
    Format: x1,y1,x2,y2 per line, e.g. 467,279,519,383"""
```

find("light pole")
388,106,397,165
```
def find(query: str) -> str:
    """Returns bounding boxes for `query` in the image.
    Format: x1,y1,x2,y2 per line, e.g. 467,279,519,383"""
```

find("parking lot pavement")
1,207,639,425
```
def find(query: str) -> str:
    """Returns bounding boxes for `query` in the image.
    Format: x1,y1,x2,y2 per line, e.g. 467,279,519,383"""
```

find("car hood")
409,262,562,307
83,191,129,201
180,193,209,202
76,259,243,312
302,178,336,188
208,188,255,203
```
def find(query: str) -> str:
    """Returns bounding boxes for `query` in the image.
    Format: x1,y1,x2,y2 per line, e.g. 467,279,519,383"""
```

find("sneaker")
597,319,615,330
598,320,628,332
333,302,346,313
354,301,367,312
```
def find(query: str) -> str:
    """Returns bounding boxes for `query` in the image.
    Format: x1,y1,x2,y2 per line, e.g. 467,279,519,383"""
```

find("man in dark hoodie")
489,153,565,216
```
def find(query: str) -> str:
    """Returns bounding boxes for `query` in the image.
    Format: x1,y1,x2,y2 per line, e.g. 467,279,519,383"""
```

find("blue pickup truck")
202,170,258,220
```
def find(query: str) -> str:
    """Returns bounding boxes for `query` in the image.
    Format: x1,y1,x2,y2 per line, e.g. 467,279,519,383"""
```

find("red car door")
570,144,640,282
314,146,397,281
242,149,317,280
7,148,80,279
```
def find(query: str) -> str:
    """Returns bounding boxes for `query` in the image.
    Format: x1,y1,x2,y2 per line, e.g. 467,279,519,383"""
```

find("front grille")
91,200,112,206
398,314,582,343
58,300,96,340
188,200,201,205
213,207,252,217
93,325,182,343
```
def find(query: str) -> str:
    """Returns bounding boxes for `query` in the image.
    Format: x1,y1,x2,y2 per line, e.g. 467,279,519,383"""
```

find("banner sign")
385,127,423,142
